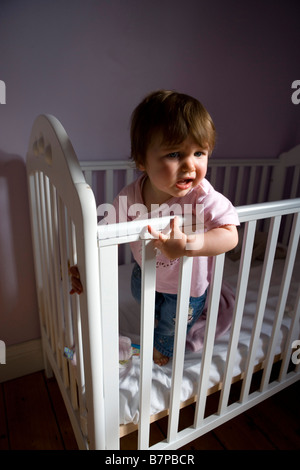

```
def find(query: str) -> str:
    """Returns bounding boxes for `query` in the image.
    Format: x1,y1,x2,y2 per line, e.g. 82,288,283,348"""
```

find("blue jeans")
131,263,207,358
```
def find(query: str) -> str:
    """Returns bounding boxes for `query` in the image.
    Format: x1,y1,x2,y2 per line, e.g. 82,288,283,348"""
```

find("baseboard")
0,339,44,383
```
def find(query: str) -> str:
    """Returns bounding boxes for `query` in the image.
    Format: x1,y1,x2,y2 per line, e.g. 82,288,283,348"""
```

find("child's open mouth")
176,178,194,190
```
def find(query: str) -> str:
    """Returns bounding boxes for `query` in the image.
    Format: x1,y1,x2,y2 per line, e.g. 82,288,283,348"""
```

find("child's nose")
181,155,196,172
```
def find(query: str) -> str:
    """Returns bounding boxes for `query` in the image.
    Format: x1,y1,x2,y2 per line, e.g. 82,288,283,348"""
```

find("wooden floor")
0,370,300,450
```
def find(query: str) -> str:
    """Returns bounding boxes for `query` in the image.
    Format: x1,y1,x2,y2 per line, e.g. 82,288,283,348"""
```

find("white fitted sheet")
118,255,299,425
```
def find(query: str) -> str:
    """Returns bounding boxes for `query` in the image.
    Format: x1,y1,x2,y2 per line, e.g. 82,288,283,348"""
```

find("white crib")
26,114,300,450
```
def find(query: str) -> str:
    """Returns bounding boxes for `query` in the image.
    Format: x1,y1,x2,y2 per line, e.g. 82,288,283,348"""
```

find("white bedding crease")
118,254,300,425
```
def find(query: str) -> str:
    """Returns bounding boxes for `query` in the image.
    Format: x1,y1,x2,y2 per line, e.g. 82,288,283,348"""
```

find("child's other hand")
148,216,187,260
69,265,83,295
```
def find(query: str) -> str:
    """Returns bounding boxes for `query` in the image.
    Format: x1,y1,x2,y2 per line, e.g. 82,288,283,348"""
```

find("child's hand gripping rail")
97,213,200,246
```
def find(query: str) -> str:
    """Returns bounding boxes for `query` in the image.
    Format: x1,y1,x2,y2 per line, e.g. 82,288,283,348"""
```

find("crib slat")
98,244,120,450
126,167,135,186
42,174,58,354
35,174,47,333
57,198,74,349
49,183,63,370
37,173,51,341
138,239,156,450
209,165,217,188
282,163,299,244
124,167,136,265
218,220,257,415
43,175,56,351
49,186,70,386
57,197,73,388
70,293,86,417
234,166,244,206
67,217,80,411
194,253,225,428
258,165,268,203
105,169,114,203
167,256,193,443
291,166,300,199
68,217,89,419
46,177,63,366
279,281,300,380
34,172,55,377
28,172,51,377
248,165,257,204
260,211,300,391
223,166,231,199
240,216,281,403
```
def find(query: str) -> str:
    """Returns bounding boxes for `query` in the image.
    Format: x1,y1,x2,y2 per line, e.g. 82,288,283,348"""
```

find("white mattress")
118,255,299,425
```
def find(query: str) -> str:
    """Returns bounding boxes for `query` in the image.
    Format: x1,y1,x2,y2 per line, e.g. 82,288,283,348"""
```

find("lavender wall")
0,0,299,346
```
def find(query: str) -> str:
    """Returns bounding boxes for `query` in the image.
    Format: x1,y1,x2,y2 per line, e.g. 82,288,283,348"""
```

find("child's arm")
148,216,238,259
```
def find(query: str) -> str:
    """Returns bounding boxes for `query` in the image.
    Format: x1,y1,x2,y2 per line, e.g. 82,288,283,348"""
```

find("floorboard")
3,372,64,450
1,371,299,450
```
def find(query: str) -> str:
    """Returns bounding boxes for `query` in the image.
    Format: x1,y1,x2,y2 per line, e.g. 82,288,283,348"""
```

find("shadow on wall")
0,150,40,346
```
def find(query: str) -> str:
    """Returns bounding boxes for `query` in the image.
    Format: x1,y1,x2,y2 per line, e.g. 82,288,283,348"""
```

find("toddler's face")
139,134,208,206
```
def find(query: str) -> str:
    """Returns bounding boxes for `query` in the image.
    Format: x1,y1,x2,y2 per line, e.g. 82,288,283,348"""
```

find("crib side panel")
151,200,300,450
79,147,300,450
101,198,300,450
207,158,277,206
27,115,106,450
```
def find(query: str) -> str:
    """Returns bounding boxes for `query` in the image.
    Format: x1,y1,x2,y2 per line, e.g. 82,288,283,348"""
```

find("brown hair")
130,90,216,168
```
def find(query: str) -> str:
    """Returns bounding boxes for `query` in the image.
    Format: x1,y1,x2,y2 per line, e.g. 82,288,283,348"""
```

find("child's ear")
137,162,146,172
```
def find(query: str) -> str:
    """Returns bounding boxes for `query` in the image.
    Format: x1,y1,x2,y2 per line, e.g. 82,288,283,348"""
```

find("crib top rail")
237,198,300,222
81,157,279,171
80,143,300,173
97,198,300,247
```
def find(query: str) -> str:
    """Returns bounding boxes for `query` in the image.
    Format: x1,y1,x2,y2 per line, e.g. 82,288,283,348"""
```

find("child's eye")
166,152,180,159
194,151,204,157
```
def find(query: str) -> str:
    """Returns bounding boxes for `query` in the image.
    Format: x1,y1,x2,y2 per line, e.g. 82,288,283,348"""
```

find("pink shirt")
109,174,239,297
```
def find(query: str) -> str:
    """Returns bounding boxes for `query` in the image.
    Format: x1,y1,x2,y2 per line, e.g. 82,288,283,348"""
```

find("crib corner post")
98,242,120,450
